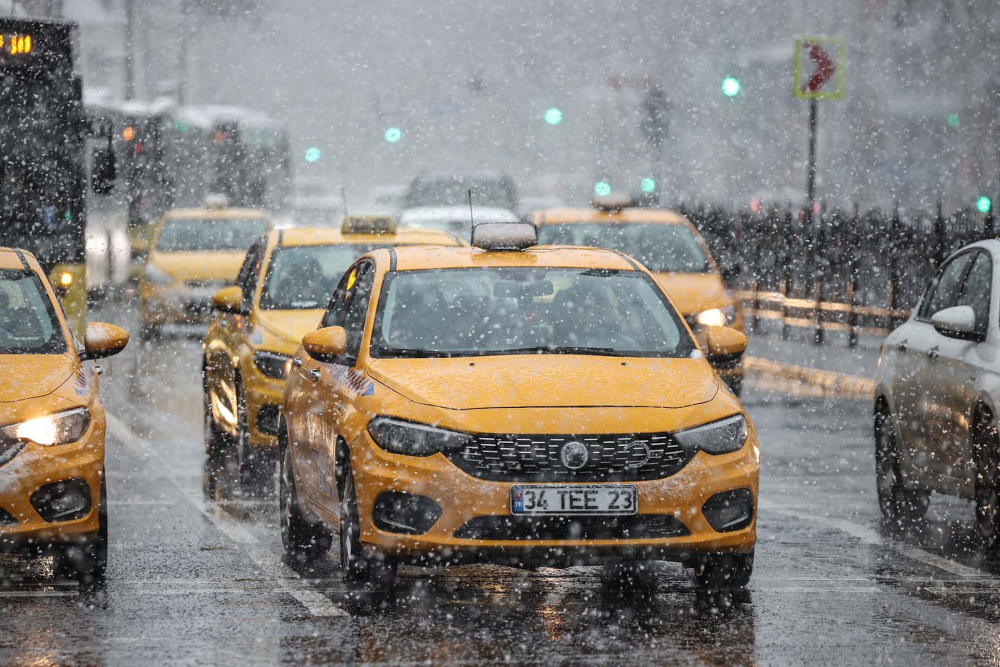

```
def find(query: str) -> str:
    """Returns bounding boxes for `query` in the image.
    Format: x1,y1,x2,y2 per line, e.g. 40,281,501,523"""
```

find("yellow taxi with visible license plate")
278,221,757,591
0,247,128,582
138,206,272,339
532,198,745,394
201,216,463,492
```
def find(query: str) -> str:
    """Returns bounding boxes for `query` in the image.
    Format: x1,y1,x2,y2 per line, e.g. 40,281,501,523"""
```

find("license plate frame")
510,484,638,516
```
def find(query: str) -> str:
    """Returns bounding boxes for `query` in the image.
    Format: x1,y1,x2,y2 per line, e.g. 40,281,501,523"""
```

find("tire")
279,432,332,562
690,550,754,590
54,472,108,584
235,378,274,497
339,460,396,590
874,405,930,529
973,410,1000,551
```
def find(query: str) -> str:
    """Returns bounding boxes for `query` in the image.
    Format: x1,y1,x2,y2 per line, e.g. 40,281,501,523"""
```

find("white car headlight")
696,305,736,328
143,263,173,285
674,414,748,455
0,408,92,447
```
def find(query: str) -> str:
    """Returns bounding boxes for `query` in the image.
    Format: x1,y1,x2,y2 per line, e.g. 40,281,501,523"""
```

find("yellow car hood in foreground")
150,251,246,283
654,272,732,316
366,355,719,410
0,353,75,403
253,309,326,356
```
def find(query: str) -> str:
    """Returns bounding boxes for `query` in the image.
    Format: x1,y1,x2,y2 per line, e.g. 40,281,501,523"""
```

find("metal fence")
681,204,996,346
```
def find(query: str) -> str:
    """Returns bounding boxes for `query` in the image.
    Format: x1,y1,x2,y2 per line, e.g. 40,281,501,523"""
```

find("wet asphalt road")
5,308,1000,665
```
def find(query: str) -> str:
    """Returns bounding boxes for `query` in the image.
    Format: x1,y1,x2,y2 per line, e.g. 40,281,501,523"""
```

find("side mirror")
931,305,980,340
81,322,129,361
704,326,748,368
212,286,247,315
302,327,348,364
91,145,116,195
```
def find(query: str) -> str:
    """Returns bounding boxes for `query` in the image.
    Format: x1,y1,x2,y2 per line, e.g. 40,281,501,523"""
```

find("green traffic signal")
721,77,741,97
640,177,656,193
384,127,402,143
304,147,321,163
977,196,992,214
594,181,611,197
544,108,563,125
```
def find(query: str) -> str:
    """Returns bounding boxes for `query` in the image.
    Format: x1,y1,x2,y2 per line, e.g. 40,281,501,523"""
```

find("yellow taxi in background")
0,247,128,582
278,222,757,591
532,198,745,394
139,206,272,340
202,215,463,493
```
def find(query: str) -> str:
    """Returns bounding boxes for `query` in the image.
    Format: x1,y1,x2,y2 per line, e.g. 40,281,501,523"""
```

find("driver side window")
321,261,376,359
235,238,266,310
919,253,973,320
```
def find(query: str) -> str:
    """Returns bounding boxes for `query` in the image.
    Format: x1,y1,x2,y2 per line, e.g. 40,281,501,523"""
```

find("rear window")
536,223,710,273
0,268,65,354
156,218,270,252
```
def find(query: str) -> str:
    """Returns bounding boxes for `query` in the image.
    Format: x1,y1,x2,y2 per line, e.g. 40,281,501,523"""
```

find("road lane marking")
763,500,988,579
0,590,78,598
105,412,348,617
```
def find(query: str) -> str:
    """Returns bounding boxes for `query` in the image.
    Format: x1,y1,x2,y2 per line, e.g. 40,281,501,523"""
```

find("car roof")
162,207,272,221
0,247,28,270
533,207,691,226
273,227,464,248
387,245,639,272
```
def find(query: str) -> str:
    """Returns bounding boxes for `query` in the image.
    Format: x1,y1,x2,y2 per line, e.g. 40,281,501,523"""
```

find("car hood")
253,309,325,353
150,251,246,283
366,355,719,410
653,272,732,316
0,353,75,403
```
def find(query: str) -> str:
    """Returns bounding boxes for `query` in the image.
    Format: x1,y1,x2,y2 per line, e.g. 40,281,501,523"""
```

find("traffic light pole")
806,98,817,217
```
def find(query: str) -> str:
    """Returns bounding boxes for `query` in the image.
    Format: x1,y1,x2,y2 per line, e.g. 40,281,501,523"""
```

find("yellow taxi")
202,216,463,493
0,247,128,582
532,197,746,394
278,222,757,591
138,205,272,339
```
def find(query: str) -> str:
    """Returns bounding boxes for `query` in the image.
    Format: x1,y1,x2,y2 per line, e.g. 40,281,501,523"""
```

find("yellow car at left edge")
0,247,129,582
202,217,464,493
139,206,273,340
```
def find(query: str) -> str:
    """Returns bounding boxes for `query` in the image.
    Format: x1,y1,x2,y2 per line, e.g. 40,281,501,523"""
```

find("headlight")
367,417,472,457
0,408,92,447
253,351,290,379
143,263,173,285
674,414,747,455
696,305,736,328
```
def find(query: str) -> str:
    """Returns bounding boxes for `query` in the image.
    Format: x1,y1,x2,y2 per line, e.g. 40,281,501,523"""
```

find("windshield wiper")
501,346,621,356
372,345,440,358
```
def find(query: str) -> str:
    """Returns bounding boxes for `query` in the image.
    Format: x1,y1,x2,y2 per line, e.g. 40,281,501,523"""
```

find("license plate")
510,484,637,516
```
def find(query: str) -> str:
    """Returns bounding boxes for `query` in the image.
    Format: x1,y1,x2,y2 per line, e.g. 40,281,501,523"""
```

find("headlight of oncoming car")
674,414,748,455
143,263,173,285
0,408,92,447
367,417,472,457
696,305,736,328
253,351,291,379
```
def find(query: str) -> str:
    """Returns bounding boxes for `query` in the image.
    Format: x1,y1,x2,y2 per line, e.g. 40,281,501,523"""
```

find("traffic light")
721,76,741,97
947,114,960,129
304,147,321,163
594,181,611,197
977,196,992,214
544,108,563,126
640,177,656,194
384,127,402,143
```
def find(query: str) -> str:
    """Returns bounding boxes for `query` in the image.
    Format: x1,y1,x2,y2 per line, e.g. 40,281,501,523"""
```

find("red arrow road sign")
800,42,836,93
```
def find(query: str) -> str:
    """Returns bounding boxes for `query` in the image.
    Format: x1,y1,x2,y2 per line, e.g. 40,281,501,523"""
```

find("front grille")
185,280,228,290
454,514,689,541
446,432,693,482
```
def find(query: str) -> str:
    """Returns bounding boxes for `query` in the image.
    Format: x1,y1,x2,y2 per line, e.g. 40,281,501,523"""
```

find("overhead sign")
794,37,844,100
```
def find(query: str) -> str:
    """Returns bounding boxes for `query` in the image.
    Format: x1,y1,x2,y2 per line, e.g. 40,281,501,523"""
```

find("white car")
398,206,519,239
874,240,999,542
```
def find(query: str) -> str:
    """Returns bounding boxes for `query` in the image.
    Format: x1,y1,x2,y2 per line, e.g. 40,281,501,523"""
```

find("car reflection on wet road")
5,307,1000,666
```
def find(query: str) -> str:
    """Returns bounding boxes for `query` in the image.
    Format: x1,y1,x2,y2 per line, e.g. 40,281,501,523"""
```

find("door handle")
896,340,908,352
308,369,321,381
927,346,940,360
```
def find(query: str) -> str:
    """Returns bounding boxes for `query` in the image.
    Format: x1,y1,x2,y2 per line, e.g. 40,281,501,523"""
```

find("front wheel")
689,550,754,590
339,461,396,590
279,435,332,562
54,472,108,584
973,411,1000,551
874,406,930,529
235,379,274,497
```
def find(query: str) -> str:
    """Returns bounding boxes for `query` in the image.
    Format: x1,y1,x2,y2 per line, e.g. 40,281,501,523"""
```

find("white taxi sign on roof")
471,222,537,251
341,214,397,235
591,194,632,212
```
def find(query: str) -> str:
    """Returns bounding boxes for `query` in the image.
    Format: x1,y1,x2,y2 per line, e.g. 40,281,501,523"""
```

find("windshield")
536,223,711,273
260,244,378,309
372,268,693,358
407,177,516,209
155,218,270,252
0,268,65,354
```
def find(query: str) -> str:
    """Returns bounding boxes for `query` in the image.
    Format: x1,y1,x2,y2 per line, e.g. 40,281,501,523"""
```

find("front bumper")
0,422,105,552
350,431,758,564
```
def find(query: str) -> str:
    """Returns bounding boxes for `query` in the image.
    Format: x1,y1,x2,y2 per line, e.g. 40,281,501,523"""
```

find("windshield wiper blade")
502,346,620,356
373,346,439,358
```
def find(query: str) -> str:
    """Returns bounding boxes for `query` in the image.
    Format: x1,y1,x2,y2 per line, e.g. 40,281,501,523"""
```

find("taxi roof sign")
341,214,397,235
591,194,632,212
203,193,229,210
471,222,537,251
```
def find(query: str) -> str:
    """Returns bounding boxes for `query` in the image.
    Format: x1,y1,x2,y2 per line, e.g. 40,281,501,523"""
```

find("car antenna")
468,188,475,244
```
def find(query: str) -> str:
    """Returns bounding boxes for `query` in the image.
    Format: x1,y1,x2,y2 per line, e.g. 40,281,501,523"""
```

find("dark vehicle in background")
405,171,518,211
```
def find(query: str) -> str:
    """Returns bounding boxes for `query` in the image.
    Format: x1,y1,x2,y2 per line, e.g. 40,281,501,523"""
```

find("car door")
900,251,975,477
927,250,993,483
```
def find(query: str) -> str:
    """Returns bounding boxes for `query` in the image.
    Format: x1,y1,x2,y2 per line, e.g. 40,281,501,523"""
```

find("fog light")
702,488,754,533
30,479,92,523
372,491,442,535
